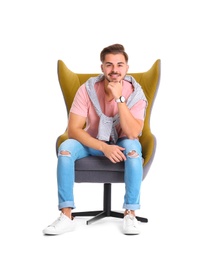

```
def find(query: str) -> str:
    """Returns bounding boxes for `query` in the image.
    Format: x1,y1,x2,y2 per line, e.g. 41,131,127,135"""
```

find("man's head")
100,44,129,82
100,44,129,63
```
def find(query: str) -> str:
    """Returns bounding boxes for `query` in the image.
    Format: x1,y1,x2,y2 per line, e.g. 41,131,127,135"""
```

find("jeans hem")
123,203,140,211
58,201,76,210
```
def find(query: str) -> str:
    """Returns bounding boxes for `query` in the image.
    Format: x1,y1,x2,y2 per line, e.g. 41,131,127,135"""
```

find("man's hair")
100,44,128,63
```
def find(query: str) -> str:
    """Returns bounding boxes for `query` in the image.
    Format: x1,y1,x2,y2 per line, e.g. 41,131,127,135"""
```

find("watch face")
120,96,125,102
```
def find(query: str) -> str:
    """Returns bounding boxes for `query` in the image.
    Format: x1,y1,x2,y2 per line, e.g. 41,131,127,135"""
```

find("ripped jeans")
57,137,143,211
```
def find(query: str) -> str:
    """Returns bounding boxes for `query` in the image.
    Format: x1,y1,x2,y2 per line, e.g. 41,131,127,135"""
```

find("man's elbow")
126,133,140,140
67,128,75,139
126,128,143,139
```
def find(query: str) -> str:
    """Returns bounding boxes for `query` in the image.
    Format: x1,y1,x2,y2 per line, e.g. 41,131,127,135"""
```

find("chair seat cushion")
75,156,124,183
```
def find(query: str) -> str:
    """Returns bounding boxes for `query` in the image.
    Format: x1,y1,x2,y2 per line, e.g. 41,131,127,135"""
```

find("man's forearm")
68,128,107,152
117,103,143,139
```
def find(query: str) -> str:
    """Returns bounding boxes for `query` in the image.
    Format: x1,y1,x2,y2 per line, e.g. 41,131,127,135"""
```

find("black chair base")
72,183,148,225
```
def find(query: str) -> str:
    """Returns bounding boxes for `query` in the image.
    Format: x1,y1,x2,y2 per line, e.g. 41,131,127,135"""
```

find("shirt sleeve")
130,99,147,120
70,84,89,117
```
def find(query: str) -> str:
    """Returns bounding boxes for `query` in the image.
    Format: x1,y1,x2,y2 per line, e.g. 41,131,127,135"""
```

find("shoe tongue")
61,212,71,221
128,214,135,220
61,212,68,219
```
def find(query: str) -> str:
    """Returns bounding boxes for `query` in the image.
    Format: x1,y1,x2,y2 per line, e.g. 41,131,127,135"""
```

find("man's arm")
108,81,144,139
68,112,126,163
117,102,144,139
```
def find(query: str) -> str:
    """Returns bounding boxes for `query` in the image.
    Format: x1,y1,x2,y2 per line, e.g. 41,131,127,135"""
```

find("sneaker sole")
123,228,140,235
43,226,75,235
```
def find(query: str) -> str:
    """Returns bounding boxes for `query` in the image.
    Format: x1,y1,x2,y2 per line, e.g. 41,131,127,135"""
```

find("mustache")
109,72,120,76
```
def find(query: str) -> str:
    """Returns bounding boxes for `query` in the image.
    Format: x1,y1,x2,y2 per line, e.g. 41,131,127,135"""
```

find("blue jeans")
57,137,143,211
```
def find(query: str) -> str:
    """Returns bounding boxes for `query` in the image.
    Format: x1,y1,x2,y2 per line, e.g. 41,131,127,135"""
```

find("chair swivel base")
72,183,148,225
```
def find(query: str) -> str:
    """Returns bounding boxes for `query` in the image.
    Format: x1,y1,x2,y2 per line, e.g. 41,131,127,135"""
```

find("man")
43,43,147,235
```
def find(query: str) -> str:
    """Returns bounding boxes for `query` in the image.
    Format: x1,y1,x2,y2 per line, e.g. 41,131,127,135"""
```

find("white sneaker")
123,214,140,235
43,213,76,235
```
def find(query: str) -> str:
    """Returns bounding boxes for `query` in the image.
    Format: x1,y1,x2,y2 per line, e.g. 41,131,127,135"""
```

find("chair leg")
72,183,148,225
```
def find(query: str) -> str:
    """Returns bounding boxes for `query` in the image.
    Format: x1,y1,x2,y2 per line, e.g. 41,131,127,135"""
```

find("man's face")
101,53,129,83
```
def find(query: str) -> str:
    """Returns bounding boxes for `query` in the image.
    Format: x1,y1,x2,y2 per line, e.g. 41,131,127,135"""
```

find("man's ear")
101,64,103,72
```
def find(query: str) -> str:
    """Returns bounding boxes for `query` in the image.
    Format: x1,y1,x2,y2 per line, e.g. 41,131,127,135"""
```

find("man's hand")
107,81,123,100
102,143,126,163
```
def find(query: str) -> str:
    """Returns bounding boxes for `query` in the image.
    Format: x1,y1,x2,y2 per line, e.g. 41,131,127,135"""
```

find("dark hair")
100,44,128,63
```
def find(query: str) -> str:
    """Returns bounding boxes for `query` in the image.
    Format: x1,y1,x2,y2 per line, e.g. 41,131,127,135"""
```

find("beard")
104,73,123,82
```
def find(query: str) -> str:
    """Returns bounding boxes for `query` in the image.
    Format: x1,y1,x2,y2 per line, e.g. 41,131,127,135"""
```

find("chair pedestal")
72,183,148,225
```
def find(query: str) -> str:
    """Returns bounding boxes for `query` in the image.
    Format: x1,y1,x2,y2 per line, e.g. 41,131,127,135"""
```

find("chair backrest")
57,59,161,179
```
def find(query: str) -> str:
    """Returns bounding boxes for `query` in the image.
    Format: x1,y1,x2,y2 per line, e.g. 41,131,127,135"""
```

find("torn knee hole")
127,150,139,158
58,150,71,156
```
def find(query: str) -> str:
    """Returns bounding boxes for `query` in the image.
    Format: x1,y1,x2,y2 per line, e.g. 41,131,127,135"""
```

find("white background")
0,0,203,259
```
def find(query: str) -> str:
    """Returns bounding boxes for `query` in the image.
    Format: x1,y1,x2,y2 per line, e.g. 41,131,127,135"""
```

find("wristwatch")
115,96,126,103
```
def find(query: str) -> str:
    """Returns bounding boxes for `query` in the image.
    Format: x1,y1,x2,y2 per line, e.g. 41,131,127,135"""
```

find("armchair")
56,59,161,225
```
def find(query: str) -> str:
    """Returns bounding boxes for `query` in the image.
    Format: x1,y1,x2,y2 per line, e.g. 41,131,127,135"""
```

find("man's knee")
127,150,139,158
58,150,71,157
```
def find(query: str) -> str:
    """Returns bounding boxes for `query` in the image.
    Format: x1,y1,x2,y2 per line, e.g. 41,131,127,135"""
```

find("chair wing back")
57,59,161,171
